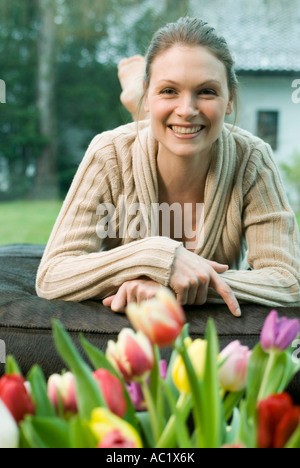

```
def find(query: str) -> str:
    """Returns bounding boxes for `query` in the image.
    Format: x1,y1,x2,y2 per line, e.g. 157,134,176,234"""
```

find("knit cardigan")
36,121,300,307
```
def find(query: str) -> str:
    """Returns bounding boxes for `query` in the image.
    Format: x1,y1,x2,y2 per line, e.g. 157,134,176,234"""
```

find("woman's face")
144,45,234,160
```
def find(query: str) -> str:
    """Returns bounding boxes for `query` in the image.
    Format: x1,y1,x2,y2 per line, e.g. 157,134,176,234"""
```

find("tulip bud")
106,328,154,382
89,407,143,448
172,338,207,394
47,372,77,414
0,399,19,448
219,341,251,392
0,374,35,423
126,288,186,347
93,369,127,418
260,310,300,352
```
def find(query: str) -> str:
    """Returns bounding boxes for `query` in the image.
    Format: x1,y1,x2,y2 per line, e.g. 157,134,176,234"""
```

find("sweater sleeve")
35,134,182,302
209,142,300,307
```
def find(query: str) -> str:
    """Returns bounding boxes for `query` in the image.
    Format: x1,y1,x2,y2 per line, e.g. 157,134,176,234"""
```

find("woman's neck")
156,145,211,203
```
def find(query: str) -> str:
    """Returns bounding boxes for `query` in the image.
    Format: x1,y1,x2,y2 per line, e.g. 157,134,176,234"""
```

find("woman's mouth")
168,125,205,138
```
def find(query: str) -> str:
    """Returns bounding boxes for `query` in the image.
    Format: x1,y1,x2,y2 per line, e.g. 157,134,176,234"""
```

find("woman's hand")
102,277,164,313
169,246,241,317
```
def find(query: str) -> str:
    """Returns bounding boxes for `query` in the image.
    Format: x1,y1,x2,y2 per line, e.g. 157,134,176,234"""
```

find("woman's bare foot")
118,55,149,120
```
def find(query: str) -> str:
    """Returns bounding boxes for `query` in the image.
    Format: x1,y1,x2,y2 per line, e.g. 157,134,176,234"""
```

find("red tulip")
126,288,186,347
93,369,127,418
0,374,35,423
258,393,300,448
47,372,78,414
106,328,154,382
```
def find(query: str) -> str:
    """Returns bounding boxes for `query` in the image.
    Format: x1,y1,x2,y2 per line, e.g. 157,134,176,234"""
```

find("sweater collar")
132,121,236,257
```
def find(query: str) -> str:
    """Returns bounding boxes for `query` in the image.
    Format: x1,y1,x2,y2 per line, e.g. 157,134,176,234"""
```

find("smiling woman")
36,17,300,317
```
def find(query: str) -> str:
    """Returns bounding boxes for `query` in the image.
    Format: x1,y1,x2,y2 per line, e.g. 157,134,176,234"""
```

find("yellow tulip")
172,338,207,394
89,407,143,448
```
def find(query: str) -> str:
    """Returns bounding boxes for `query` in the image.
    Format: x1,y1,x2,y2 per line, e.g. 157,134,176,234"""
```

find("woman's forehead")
149,45,228,86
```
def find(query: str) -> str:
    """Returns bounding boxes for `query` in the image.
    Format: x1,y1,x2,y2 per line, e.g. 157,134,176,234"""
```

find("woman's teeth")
170,125,204,134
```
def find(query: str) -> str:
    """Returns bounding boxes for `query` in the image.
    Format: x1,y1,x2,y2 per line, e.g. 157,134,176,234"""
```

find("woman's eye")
198,89,217,96
161,88,176,95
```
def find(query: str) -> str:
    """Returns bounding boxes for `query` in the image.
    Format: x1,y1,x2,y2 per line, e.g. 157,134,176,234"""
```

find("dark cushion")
0,244,300,403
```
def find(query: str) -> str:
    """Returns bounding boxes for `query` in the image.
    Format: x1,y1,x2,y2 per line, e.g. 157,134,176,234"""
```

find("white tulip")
0,399,19,448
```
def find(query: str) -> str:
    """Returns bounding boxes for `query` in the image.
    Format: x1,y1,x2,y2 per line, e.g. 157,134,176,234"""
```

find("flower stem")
257,350,277,401
156,393,192,448
141,377,160,443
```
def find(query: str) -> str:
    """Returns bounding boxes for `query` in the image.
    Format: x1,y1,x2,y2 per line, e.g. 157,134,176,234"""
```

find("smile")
168,125,205,138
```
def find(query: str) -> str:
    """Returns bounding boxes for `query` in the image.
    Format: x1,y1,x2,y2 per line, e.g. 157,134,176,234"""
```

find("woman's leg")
118,55,149,121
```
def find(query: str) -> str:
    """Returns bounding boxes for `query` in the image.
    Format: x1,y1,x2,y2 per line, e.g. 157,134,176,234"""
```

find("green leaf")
5,355,22,375
79,333,118,377
20,416,71,448
202,319,223,448
246,343,269,417
69,415,98,448
161,379,193,449
52,319,106,419
223,391,245,422
135,411,155,448
224,407,241,445
27,365,56,418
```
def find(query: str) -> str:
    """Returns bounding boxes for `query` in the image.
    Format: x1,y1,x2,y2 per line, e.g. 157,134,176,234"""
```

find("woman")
36,17,300,317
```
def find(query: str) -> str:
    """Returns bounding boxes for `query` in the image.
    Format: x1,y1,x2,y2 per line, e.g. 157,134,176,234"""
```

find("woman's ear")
226,88,236,115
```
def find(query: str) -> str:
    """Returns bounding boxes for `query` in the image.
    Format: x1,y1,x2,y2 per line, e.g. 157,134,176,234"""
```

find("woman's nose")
175,94,199,119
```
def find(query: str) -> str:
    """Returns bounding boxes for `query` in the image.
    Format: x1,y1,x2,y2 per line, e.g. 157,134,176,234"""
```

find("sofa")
0,243,300,403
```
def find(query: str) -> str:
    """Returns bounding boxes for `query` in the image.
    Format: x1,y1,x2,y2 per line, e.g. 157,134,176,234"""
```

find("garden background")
0,0,299,245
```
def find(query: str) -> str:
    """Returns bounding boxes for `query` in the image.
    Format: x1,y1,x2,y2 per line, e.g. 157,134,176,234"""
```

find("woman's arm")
209,143,300,307
36,133,182,302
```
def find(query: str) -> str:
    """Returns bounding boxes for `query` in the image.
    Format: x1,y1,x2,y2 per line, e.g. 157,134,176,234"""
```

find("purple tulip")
261,310,300,352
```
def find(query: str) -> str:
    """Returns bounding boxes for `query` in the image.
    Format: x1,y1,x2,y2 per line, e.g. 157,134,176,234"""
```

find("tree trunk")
31,0,58,199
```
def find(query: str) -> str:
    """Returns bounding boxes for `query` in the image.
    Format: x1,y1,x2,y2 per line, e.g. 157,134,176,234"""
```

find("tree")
31,0,58,199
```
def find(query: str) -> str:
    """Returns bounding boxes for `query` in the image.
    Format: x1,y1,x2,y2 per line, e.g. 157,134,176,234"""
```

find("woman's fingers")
102,296,115,307
204,259,229,273
209,270,241,317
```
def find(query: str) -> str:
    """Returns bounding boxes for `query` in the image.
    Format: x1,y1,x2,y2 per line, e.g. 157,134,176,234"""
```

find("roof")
191,0,300,72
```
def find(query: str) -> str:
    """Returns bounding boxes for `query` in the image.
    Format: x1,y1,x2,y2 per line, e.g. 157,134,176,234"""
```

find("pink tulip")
106,328,155,382
47,372,77,414
219,341,251,392
93,369,127,418
261,310,300,352
126,288,186,347
98,429,136,448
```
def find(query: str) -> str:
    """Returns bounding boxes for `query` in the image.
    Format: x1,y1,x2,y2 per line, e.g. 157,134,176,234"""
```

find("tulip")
258,393,300,448
89,407,143,448
47,372,77,414
93,369,126,418
260,310,300,352
126,288,186,347
127,360,168,411
172,338,207,394
0,374,35,423
106,328,154,382
0,399,19,448
219,341,251,392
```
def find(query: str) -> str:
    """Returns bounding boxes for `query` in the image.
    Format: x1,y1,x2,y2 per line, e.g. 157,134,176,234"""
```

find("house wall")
228,75,300,164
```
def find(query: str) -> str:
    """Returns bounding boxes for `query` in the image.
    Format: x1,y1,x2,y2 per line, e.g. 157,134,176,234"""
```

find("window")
257,111,279,151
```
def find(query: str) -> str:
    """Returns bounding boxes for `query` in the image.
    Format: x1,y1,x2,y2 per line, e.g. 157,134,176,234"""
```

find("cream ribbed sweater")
36,121,300,307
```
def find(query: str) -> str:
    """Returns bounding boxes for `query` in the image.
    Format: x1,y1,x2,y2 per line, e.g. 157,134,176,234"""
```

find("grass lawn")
0,200,63,246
